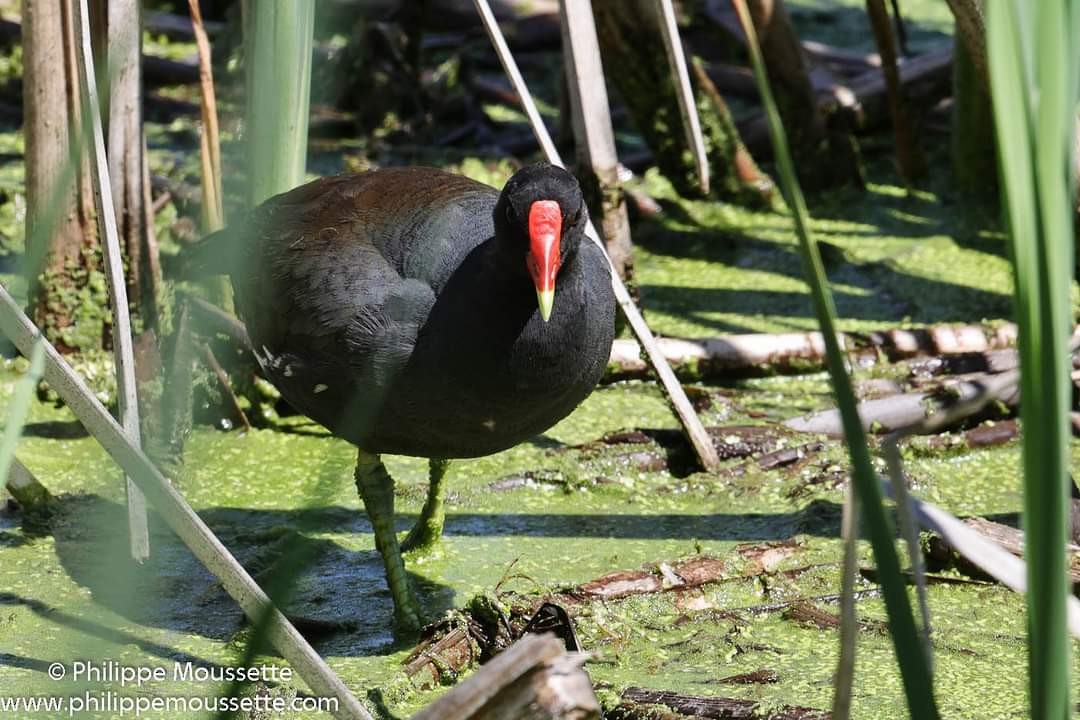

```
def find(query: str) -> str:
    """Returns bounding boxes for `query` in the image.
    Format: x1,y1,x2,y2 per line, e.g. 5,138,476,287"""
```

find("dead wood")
864,0,925,182
199,343,251,432
405,621,482,690
715,669,779,685
908,347,1018,377
913,418,1019,452
576,556,728,601
410,633,599,720
591,0,775,205
744,0,861,189
607,322,1016,379
925,518,1080,584
783,373,1017,436
725,441,824,480
614,687,829,720
737,46,953,158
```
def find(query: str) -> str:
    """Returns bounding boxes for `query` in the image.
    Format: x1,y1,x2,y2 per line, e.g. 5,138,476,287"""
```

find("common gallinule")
214,163,616,628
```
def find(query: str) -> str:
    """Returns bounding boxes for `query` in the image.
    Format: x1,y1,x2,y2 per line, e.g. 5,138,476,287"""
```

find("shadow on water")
40,494,453,656
0,591,229,672
633,216,1012,332
27,492,841,655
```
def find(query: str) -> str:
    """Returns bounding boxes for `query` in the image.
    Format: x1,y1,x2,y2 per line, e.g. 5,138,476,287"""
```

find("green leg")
354,449,421,630
400,458,450,554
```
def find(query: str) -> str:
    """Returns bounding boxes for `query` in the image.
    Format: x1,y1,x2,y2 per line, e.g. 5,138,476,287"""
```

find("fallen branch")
608,322,1018,378
927,517,1080,584
880,476,1080,638
405,622,480,691
411,634,599,720
737,46,953,157
614,687,828,720
783,371,1018,436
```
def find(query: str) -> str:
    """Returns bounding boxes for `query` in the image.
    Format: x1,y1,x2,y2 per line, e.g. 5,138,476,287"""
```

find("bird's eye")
566,207,582,229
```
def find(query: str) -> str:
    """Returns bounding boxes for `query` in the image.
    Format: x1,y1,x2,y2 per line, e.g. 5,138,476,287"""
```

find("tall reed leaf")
0,339,44,483
986,2,1077,717
730,2,938,716
245,0,315,206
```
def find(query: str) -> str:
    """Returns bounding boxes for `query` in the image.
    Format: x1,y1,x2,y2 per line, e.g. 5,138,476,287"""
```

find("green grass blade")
245,0,315,206
729,2,938,716
987,2,1074,717
0,339,45,483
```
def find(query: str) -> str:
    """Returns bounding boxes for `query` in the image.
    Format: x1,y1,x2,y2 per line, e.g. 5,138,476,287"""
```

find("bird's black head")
493,163,589,322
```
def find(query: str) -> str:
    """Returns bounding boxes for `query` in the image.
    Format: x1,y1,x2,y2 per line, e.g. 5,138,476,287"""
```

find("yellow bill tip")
536,289,554,322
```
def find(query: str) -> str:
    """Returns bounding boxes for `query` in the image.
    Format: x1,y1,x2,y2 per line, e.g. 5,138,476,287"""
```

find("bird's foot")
401,458,449,555
399,514,444,554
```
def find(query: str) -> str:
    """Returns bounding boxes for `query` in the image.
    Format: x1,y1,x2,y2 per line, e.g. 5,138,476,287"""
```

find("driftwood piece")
577,556,727,601
614,687,829,720
411,634,599,720
784,373,1017,436
405,623,480,690
880,476,1080,638
738,46,953,157
608,322,1019,378
926,517,1080,584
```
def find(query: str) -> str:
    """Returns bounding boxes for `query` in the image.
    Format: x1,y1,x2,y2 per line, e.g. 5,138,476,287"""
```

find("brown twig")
199,342,252,432
864,0,926,182
188,0,223,231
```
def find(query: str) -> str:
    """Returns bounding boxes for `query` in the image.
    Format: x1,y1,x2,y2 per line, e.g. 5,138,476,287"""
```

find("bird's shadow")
42,494,455,657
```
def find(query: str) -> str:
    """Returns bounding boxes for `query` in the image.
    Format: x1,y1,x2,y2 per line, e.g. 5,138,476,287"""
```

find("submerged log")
613,687,829,720
410,633,599,720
